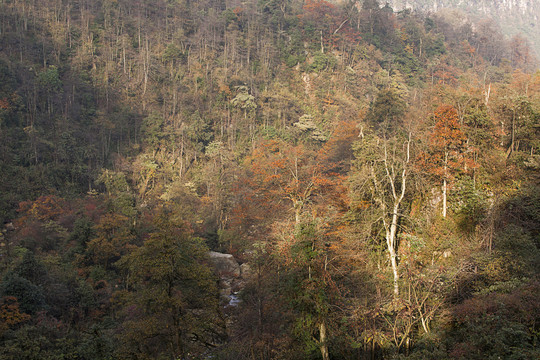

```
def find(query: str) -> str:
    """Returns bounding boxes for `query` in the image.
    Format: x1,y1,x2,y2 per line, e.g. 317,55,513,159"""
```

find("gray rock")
208,251,240,278
208,252,250,307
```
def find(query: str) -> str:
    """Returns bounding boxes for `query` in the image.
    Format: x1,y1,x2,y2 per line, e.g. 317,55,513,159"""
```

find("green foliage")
292,225,320,266
231,87,257,112
68,217,95,255
306,52,337,73
391,50,422,82
366,89,406,136
493,186,540,277
96,170,136,218
285,54,304,67
221,8,239,26
140,112,165,151
162,43,186,63
115,211,223,359
451,176,487,232
0,273,46,314
448,282,540,360
76,322,116,360
424,34,446,58
186,110,213,152
277,222,339,358
13,251,47,284
37,66,62,92
0,324,79,360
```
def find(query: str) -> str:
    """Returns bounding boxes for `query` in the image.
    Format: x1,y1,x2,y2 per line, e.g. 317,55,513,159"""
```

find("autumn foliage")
0,0,538,359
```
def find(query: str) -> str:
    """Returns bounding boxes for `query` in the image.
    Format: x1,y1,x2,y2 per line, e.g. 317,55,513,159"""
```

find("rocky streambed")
207,251,251,307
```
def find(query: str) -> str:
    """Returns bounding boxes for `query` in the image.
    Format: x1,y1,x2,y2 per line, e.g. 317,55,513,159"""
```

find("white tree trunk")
294,200,302,225
388,240,399,296
379,136,410,297
442,178,447,218
387,203,400,296
319,321,330,360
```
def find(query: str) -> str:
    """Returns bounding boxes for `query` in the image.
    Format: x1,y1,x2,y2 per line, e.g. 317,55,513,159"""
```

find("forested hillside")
0,0,538,359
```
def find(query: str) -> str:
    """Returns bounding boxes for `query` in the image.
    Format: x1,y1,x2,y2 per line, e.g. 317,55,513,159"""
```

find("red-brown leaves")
430,105,465,151
418,105,475,181
300,0,362,49
16,195,67,224
0,296,30,328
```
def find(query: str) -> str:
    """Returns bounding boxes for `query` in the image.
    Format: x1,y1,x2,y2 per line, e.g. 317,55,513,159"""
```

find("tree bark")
294,199,302,225
387,203,400,296
319,321,330,360
382,136,410,297
442,178,447,218
442,151,448,218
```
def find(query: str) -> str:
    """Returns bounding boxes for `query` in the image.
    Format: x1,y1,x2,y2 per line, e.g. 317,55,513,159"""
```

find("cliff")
387,0,540,58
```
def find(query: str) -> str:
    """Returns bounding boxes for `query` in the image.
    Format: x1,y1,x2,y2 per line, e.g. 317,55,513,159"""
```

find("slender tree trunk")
294,201,301,225
442,178,447,218
319,321,330,360
419,313,429,334
257,262,263,335
442,151,448,218
388,244,399,296
387,203,400,296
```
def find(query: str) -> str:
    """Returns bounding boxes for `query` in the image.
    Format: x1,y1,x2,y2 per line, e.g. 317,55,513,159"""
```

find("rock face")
386,0,540,58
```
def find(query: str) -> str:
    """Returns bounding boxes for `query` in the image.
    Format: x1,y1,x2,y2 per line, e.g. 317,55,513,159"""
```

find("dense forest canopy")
0,0,538,359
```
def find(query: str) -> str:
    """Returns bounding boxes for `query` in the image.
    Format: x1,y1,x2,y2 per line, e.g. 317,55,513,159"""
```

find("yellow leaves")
200,195,213,205
0,296,30,336
87,213,135,268
404,44,413,54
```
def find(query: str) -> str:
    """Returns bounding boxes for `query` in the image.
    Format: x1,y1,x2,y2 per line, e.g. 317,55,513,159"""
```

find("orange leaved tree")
243,140,327,226
419,105,474,218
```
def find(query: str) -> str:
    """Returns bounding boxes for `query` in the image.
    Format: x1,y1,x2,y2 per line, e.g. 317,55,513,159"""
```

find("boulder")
208,251,250,307
218,279,233,297
208,251,240,278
